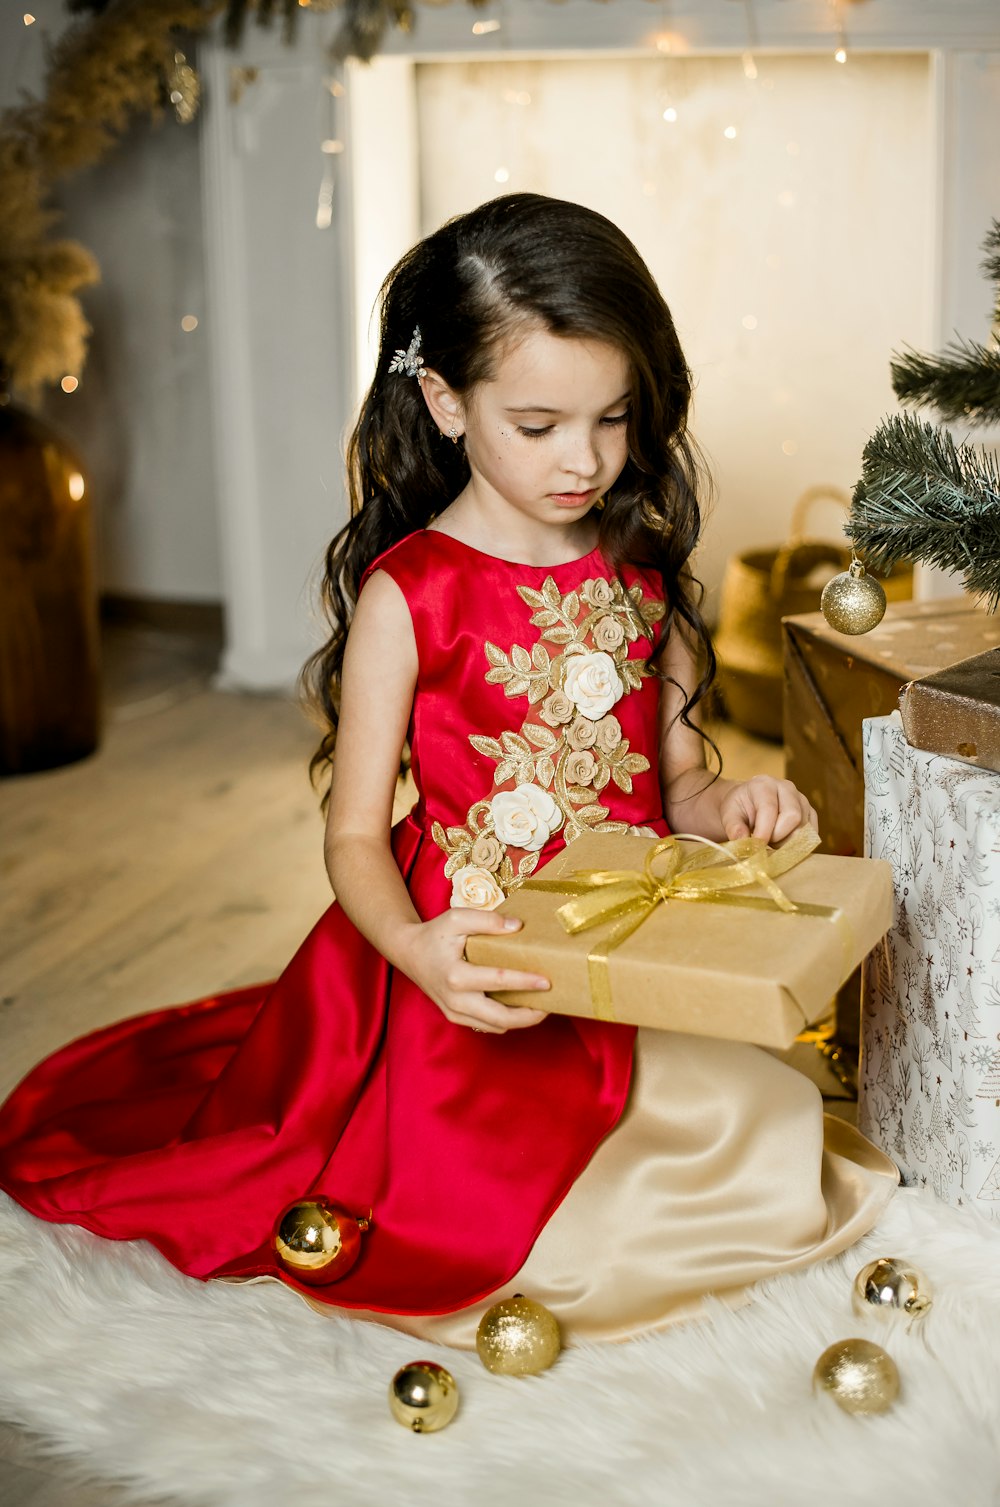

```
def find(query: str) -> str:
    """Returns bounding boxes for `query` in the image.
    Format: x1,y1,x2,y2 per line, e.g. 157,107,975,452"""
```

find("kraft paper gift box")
465,830,893,1051
899,648,1000,773
782,596,1000,1055
859,713,1000,1225
783,597,1000,860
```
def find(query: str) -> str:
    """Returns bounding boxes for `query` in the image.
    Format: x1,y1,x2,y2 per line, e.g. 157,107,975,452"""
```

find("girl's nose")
561,430,600,480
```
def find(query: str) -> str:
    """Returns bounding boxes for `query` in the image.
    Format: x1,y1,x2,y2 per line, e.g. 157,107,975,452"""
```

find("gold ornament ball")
852,1257,932,1321
812,1338,900,1415
820,559,887,635
273,1197,369,1286
476,1293,562,1376
388,1361,459,1433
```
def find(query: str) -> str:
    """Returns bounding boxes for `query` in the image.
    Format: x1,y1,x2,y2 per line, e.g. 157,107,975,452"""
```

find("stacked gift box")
859,711,1000,1225
782,597,1000,1059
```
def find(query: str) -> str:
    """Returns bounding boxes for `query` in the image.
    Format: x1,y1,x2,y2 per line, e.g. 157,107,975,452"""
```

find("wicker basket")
715,487,912,740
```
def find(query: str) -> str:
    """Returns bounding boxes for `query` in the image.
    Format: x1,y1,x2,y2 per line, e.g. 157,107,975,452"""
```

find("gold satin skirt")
310,1031,899,1347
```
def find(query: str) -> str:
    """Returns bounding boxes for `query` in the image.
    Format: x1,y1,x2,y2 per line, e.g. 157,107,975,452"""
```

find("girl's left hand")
717,776,818,845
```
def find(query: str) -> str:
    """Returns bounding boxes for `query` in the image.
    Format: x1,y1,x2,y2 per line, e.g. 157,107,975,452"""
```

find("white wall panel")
416,54,933,608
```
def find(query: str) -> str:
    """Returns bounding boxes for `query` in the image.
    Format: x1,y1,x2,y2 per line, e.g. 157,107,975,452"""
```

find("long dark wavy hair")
302,192,717,797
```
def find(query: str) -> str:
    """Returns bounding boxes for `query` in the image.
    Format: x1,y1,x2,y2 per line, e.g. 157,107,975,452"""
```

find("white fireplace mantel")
199,3,1000,690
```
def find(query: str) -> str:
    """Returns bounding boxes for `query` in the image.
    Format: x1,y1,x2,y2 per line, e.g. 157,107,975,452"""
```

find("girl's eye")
517,412,629,439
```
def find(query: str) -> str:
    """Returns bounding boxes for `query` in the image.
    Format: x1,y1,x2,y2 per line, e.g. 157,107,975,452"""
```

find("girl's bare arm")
324,570,549,1032
657,624,817,842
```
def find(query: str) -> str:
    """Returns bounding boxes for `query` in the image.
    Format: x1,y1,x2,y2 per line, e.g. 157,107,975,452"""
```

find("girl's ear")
419,369,465,440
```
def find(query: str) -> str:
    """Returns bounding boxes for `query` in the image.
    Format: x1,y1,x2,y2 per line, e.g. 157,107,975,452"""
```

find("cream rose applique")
433,572,666,900
563,650,624,720
449,865,506,911
490,784,564,851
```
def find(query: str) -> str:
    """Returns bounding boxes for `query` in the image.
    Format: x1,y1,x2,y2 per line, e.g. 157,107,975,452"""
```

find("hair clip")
388,325,427,379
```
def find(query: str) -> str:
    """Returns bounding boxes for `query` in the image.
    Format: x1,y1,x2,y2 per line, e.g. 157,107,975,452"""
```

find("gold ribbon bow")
520,827,828,1022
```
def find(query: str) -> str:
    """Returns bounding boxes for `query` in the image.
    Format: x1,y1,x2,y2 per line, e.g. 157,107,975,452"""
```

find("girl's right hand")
396,911,550,1035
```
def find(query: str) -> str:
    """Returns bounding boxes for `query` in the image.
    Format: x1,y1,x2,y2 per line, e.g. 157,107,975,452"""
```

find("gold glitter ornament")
812,1338,900,1414
166,51,201,125
476,1293,561,1375
820,557,887,635
852,1257,933,1321
388,1361,459,1433
273,1197,369,1285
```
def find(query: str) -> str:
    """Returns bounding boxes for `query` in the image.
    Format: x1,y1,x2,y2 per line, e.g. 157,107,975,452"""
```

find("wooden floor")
0,621,847,1505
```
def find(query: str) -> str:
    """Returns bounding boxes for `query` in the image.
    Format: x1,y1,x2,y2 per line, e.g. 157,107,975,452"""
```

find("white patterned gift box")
859,712,1000,1225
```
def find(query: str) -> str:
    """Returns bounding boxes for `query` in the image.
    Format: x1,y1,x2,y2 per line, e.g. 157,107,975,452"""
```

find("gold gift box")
465,832,893,1051
899,648,1000,772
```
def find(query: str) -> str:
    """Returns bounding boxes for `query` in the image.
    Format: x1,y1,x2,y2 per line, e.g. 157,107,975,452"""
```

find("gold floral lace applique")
434,574,666,909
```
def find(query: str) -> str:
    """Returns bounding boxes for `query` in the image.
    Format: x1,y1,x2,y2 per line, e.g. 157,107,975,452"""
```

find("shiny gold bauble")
820,558,887,635
812,1338,900,1414
476,1293,562,1376
273,1197,369,1285
388,1361,459,1433
852,1257,933,1321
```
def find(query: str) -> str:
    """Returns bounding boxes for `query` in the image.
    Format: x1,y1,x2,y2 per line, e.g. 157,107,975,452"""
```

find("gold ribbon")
520,827,833,1023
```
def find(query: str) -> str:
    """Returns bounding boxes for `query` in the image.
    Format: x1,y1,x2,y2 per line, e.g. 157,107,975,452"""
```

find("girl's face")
457,326,631,537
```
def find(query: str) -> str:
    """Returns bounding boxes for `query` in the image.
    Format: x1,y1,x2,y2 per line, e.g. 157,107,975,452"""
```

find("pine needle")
846,413,1000,610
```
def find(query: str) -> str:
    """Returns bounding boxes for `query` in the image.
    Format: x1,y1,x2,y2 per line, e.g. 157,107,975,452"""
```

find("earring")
448,424,460,445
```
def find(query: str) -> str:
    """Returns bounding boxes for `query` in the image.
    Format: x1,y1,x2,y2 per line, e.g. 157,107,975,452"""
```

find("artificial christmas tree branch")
890,338,1000,426
889,220,1000,426
846,414,1000,609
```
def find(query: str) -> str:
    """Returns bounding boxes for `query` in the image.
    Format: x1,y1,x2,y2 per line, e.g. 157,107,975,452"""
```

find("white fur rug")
0,1188,997,1507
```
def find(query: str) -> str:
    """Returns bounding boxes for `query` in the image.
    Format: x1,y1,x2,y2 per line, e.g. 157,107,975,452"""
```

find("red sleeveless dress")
0,530,671,1315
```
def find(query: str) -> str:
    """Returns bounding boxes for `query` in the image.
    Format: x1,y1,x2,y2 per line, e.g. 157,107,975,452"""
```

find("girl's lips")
549,489,596,505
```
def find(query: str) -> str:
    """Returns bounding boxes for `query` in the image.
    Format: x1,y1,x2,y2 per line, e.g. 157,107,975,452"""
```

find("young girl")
0,194,897,1346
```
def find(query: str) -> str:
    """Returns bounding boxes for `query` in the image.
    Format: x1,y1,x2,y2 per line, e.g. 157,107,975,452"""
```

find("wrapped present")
783,596,1000,1056
899,647,1000,772
465,829,893,1050
859,713,1000,1225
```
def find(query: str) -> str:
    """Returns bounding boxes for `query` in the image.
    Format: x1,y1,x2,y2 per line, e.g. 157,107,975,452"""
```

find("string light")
472,18,501,34
61,376,79,393
68,473,85,501
831,0,849,63
782,439,798,456
502,89,531,106
742,314,758,330
662,106,677,123
181,315,198,332
316,169,334,228
23,13,35,24
723,125,738,139
494,166,510,184
741,0,759,81
321,138,344,154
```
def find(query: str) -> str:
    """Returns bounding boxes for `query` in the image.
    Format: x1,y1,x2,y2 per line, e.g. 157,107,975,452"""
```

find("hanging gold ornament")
273,1197,370,1285
852,1257,933,1321
388,1361,460,1433
476,1293,562,1376
166,51,201,126
812,1338,900,1414
820,556,887,635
